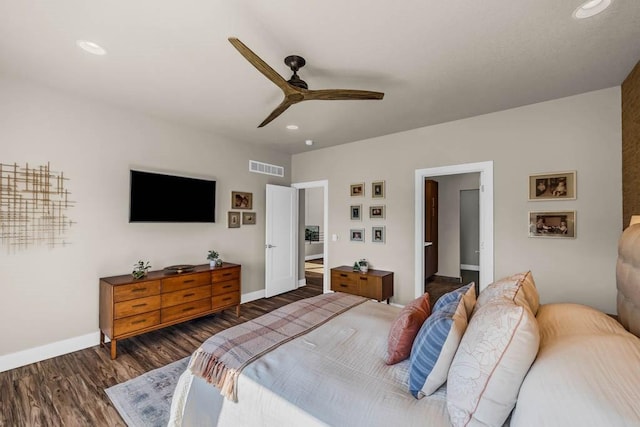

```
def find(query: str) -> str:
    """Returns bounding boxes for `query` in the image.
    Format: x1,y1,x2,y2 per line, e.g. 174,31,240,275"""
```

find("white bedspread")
169,300,452,427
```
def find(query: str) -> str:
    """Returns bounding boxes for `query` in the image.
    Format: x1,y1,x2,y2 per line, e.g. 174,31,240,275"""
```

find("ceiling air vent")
249,160,285,177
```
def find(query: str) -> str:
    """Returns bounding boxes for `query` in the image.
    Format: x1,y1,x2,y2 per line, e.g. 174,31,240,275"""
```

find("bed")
169,223,640,427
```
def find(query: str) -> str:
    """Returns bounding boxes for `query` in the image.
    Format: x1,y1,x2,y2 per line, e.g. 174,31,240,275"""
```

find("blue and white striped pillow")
408,284,474,398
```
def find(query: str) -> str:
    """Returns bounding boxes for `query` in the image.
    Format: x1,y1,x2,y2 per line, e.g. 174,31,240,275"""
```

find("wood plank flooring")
0,282,322,427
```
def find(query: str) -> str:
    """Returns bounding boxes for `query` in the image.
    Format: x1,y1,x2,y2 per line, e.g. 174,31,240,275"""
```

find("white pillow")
447,301,539,427
475,271,539,315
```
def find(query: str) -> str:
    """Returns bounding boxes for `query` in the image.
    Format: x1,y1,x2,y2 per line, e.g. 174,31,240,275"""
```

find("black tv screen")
129,170,216,222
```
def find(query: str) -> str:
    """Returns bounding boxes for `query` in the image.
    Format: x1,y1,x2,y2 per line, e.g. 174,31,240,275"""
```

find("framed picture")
528,211,576,238
350,183,365,197
370,205,385,219
350,204,362,220
231,191,253,209
242,212,256,225
528,171,576,200
350,228,365,242
372,226,385,244
228,211,241,228
372,181,385,198
305,225,319,242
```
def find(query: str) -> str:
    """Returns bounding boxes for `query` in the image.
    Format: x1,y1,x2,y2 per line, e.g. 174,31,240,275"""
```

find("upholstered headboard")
617,223,640,338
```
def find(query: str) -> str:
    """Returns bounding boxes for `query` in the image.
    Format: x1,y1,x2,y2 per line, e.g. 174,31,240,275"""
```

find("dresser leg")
236,304,241,317
110,339,117,360
100,331,105,347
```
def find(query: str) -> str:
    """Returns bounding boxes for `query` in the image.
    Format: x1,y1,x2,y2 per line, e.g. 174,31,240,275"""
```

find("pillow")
433,282,476,317
385,293,431,364
446,301,540,427
408,283,474,398
475,271,539,315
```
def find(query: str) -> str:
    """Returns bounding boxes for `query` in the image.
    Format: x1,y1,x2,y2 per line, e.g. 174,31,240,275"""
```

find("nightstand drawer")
212,280,240,295
331,271,359,286
114,280,161,303
211,268,240,283
162,272,210,293
161,298,211,323
331,280,359,295
114,311,160,336
212,292,240,310
114,295,161,319
162,285,211,308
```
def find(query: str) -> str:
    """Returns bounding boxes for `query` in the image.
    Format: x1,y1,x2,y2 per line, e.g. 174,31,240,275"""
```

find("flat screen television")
129,170,216,222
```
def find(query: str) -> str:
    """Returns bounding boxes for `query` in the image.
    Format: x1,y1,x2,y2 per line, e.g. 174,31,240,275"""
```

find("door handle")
265,244,277,249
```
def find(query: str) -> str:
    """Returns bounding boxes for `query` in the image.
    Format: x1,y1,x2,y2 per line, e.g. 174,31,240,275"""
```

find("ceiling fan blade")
304,89,384,101
228,37,289,90
258,99,295,128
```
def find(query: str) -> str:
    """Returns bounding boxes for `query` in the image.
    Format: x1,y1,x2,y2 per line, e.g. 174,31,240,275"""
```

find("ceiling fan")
228,37,384,128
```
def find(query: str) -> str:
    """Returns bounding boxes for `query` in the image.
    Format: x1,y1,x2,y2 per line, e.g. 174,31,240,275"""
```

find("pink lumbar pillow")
386,293,431,365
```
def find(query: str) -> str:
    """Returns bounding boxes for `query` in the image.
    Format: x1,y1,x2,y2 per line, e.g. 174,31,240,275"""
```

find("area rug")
105,356,189,427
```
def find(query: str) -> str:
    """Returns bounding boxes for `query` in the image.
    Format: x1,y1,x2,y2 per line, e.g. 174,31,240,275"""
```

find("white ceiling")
1,1,639,154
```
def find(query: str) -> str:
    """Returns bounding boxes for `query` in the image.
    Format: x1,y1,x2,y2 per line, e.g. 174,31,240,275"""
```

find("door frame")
414,161,494,299
292,180,329,293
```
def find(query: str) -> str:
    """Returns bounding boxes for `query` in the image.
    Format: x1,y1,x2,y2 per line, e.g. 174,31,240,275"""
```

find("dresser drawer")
161,298,211,323
212,280,240,295
113,311,160,336
114,295,161,319
358,276,380,300
162,272,210,293
212,292,240,310
331,280,359,295
211,268,240,283
331,271,359,286
162,285,211,308
114,280,161,303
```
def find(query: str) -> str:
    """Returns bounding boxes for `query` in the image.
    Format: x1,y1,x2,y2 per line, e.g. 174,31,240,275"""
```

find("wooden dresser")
99,263,240,359
330,266,394,303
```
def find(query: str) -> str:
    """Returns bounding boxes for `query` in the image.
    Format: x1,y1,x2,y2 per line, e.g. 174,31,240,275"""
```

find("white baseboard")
298,279,307,287
1,289,272,373
241,289,265,304
305,254,323,261
0,332,99,373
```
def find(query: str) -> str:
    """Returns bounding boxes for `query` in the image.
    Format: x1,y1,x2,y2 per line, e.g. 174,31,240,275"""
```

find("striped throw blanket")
188,292,368,401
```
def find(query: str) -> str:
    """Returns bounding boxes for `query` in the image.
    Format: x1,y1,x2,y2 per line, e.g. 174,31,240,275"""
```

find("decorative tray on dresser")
99,262,241,359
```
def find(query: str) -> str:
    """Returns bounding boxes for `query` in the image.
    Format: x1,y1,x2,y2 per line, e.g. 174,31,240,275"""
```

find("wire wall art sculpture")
0,162,75,251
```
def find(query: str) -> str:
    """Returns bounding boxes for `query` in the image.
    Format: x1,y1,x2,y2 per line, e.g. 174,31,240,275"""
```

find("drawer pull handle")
340,284,348,288
132,288,147,293
339,274,348,277
132,303,147,308
222,285,231,289
184,293,195,297
223,273,232,277
132,319,147,325
182,307,194,312
183,279,195,284
223,297,232,301
361,277,368,281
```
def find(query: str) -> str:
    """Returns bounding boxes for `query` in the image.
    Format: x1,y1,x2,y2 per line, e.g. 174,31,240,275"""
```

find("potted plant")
132,260,151,279
207,250,221,268
358,259,369,274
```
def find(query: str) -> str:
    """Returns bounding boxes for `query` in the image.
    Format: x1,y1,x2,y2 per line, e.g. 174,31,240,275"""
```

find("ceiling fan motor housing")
285,55,308,89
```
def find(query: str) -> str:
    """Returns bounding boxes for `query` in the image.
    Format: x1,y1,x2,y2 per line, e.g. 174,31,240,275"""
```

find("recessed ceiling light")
572,0,612,19
305,140,313,146
76,40,107,55
286,124,299,130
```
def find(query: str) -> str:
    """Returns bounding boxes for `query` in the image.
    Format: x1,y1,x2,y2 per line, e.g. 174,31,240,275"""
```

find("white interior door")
265,184,298,298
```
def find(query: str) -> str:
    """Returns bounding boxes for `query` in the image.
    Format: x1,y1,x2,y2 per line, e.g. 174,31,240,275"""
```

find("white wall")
0,76,290,364
292,88,622,312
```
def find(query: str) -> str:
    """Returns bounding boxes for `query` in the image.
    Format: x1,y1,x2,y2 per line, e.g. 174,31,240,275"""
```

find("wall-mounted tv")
129,170,216,223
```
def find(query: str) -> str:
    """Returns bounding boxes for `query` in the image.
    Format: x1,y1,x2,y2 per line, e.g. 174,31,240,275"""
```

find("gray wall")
292,87,622,312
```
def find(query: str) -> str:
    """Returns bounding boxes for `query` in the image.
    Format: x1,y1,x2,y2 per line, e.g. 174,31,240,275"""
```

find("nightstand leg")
100,331,105,347
236,304,241,317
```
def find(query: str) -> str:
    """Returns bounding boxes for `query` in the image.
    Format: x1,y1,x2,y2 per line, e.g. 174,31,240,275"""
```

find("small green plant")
207,250,219,261
132,260,151,279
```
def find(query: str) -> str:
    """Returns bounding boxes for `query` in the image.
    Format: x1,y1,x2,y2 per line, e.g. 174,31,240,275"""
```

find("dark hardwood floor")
0,282,322,427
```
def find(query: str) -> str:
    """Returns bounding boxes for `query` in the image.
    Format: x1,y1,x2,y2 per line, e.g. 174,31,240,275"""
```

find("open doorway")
414,161,494,300
292,180,329,294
